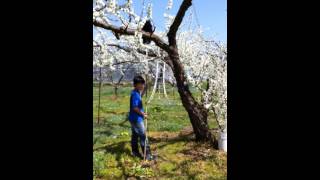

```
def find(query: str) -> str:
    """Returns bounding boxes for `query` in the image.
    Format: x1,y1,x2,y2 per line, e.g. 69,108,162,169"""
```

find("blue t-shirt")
129,89,144,123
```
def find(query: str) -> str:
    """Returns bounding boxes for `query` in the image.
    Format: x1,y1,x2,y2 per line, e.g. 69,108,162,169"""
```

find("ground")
93,84,227,180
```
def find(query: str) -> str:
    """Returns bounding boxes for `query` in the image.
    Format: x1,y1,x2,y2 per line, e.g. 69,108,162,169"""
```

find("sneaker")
146,154,154,161
132,152,143,159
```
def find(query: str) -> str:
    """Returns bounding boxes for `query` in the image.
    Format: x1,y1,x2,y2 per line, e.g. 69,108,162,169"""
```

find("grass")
93,84,227,180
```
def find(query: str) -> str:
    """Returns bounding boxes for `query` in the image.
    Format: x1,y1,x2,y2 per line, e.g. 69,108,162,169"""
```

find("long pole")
145,74,148,98
143,103,148,161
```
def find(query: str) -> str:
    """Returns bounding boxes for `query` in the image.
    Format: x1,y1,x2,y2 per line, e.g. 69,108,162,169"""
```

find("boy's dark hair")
133,75,145,85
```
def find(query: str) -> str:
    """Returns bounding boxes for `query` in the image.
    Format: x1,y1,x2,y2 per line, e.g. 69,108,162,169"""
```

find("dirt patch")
110,95,118,100
180,142,214,160
179,126,194,137
148,131,179,141
148,128,195,143
148,130,223,161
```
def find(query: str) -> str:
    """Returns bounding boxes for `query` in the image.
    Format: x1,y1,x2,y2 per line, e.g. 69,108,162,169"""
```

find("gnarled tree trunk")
168,50,213,142
164,0,214,143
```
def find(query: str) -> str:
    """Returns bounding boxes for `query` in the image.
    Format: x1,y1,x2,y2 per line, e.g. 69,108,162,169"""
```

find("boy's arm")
131,93,148,118
133,107,145,116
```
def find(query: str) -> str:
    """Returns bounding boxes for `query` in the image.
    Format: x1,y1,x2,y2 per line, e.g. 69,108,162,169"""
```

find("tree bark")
165,0,214,143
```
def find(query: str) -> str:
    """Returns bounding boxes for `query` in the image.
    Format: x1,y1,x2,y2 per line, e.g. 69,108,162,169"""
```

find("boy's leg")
130,122,142,158
131,123,140,155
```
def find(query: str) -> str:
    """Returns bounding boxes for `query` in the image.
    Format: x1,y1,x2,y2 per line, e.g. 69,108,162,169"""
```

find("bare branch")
112,60,140,66
167,0,192,46
116,64,132,85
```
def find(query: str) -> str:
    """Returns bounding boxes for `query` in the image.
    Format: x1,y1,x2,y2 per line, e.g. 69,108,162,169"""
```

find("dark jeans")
130,121,150,155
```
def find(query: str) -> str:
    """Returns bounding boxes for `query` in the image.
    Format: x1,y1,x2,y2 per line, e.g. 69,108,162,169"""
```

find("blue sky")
94,0,226,42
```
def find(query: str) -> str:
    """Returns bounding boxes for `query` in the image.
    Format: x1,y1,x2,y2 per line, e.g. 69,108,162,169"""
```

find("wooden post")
162,62,168,98
97,66,102,124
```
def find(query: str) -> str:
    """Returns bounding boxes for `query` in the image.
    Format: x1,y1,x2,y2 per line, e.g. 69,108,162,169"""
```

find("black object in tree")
142,20,156,44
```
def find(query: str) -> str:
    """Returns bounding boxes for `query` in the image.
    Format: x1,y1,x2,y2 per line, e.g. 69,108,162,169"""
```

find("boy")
129,75,153,160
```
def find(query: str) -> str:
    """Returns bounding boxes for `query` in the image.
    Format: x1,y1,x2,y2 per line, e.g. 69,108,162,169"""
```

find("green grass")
93,84,226,180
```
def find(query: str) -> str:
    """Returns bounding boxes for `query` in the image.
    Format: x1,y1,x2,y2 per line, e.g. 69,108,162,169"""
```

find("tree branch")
111,57,159,66
116,64,132,85
167,0,192,47
106,43,158,57
93,0,193,68
93,18,171,52
93,40,102,50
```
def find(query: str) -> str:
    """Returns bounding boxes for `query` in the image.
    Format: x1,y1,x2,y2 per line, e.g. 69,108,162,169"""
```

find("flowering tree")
176,29,227,131
93,0,227,144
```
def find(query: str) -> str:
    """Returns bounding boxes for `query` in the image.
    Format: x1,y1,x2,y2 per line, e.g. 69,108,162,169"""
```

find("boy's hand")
142,112,148,119
133,108,148,118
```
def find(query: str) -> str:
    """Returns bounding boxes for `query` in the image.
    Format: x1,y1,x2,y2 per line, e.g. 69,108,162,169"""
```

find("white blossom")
147,3,153,19
107,0,117,13
164,13,175,31
204,103,212,109
167,0,173,10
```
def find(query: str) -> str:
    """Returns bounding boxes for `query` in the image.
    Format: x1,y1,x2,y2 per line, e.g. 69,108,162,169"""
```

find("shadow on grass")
94,118,131,137
96,140,133,179
94,116,130,127
94,120,114,137
100,140,147,180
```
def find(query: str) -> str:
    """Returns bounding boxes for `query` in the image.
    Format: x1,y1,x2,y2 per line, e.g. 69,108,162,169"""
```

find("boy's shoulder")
131,89,140,96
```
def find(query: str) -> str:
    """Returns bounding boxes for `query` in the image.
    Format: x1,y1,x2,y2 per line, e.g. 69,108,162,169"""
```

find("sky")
93,0,227,43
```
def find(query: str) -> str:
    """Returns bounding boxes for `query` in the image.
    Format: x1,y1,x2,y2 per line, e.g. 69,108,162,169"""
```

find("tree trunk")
169,52,214,143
